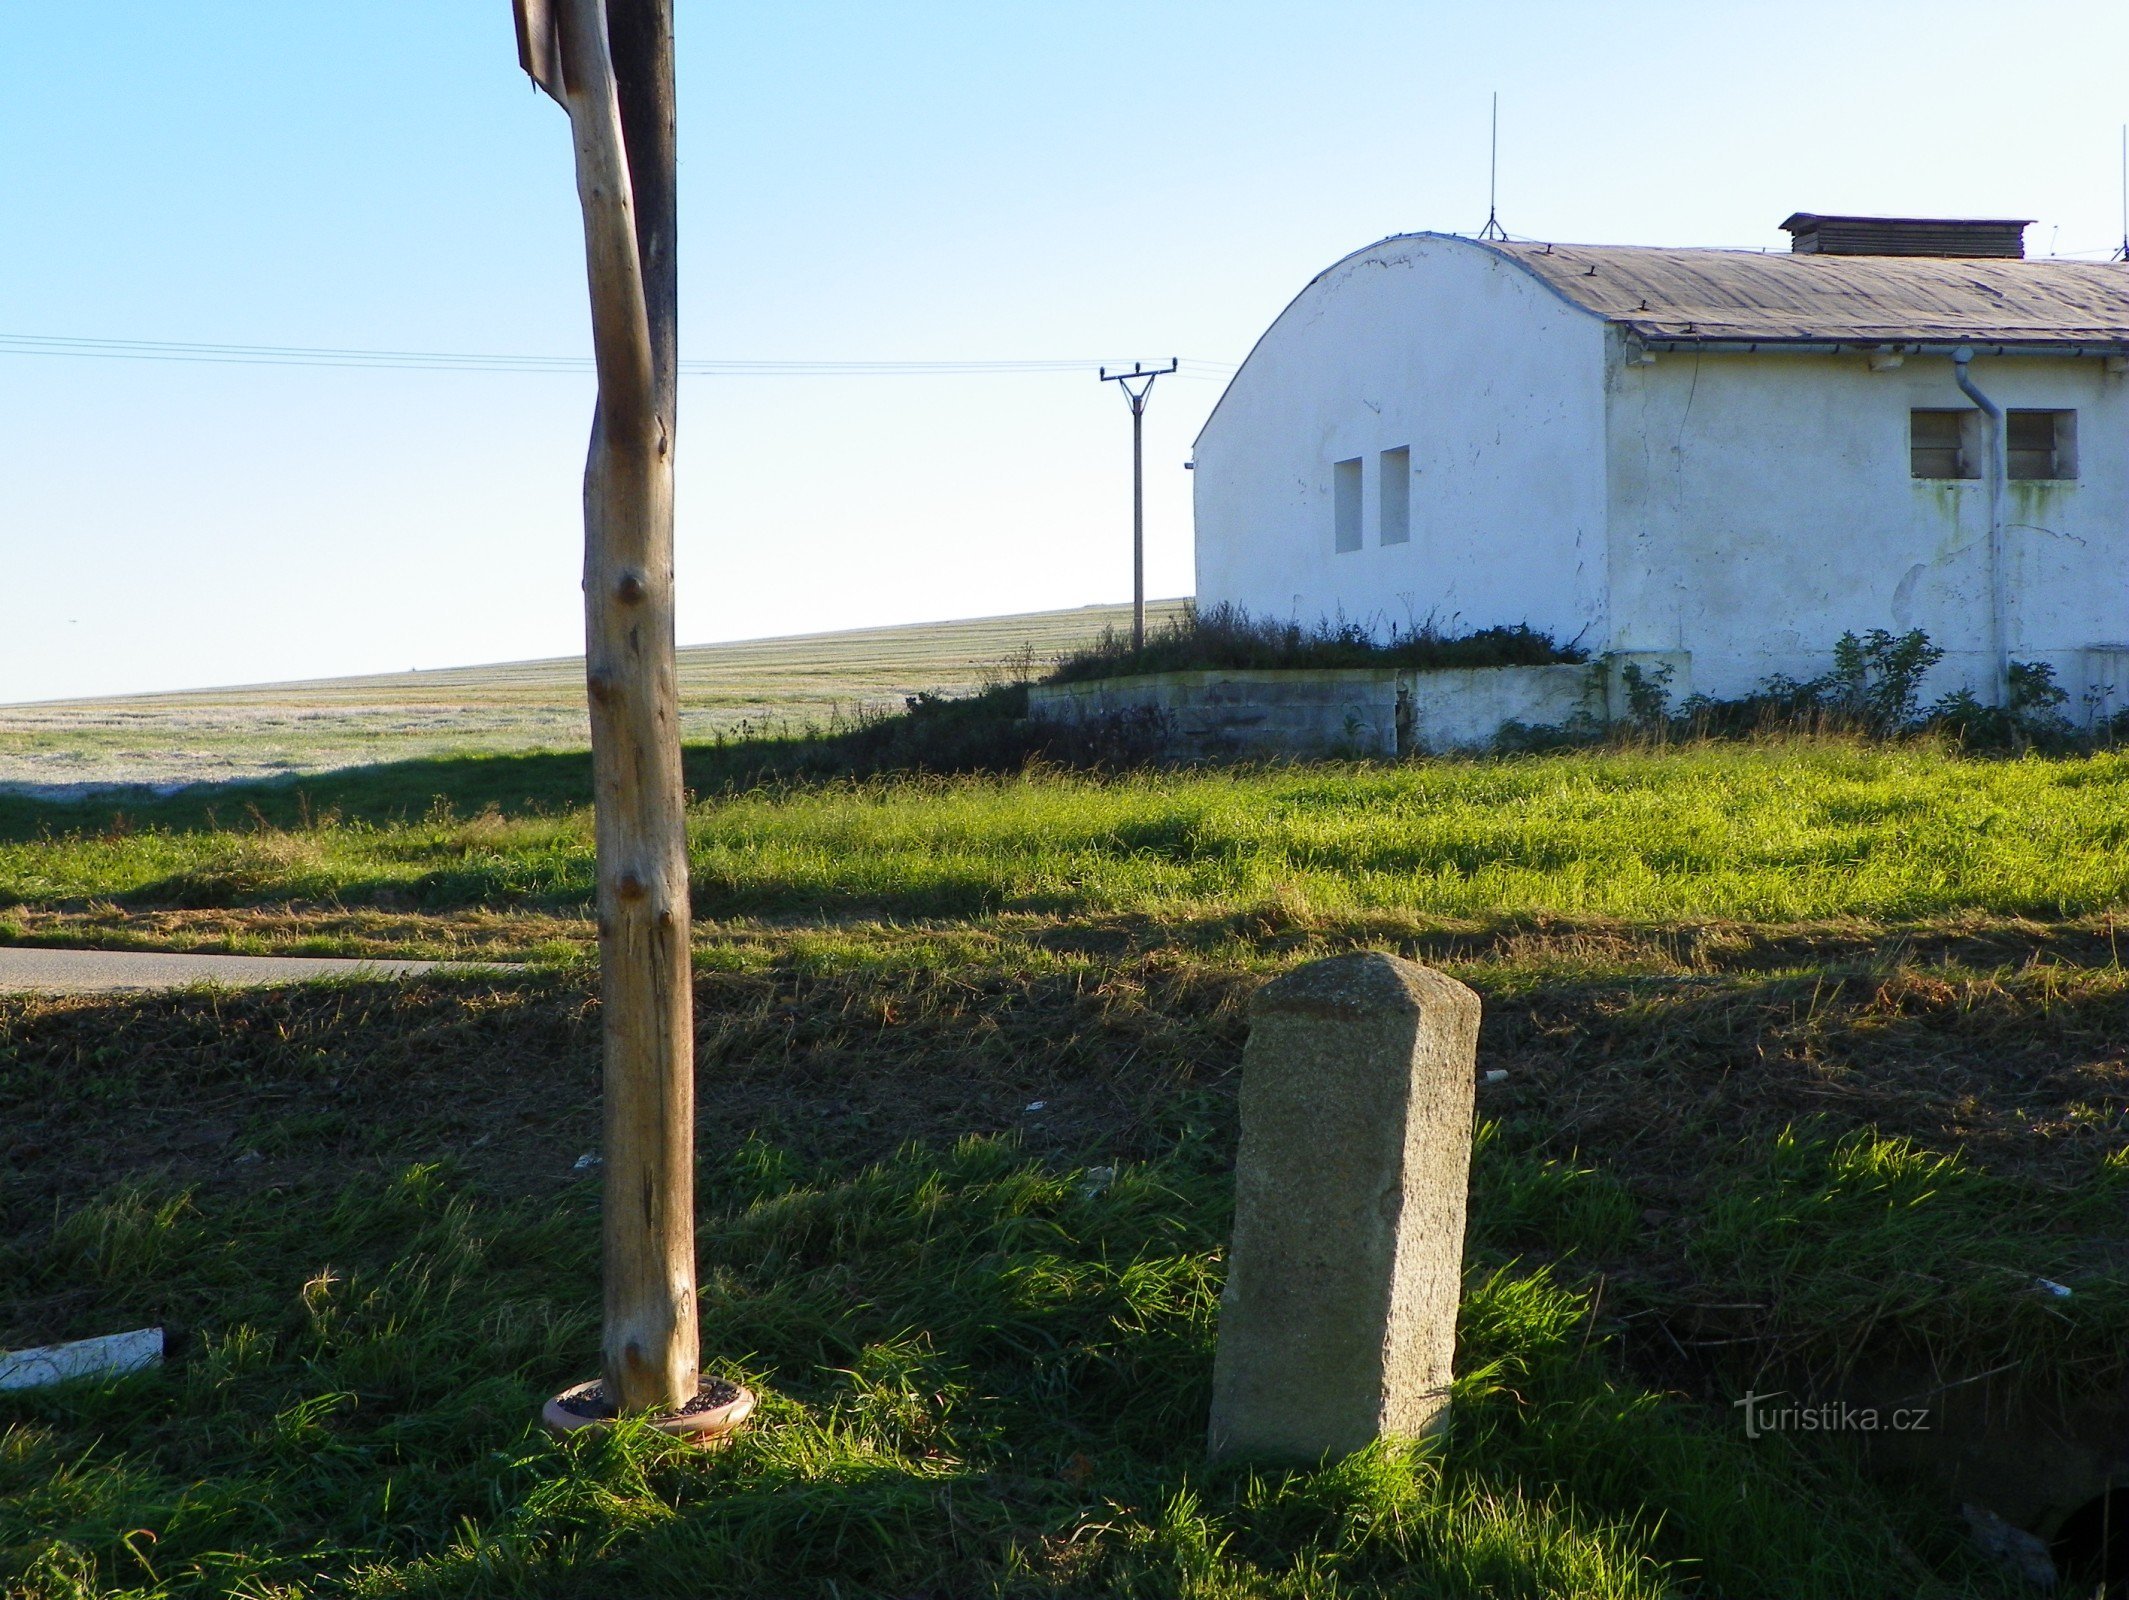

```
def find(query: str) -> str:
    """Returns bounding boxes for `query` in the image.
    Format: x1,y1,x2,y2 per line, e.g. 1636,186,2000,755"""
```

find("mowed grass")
6,738,2129,1596
2,744,2127,946
0,601,1190,794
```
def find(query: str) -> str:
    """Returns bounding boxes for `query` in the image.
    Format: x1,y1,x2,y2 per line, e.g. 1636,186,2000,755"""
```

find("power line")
0,331,1237,380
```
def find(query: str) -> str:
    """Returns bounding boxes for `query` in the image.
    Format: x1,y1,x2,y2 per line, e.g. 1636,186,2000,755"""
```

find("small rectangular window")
1379,446,1411,545
1911,409,1975,479
2008,409,2076,480
1333,457,1363,552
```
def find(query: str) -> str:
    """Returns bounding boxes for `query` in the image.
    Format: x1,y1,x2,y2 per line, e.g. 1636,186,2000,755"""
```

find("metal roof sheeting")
1478,239,2129,347
1777,214,2033,259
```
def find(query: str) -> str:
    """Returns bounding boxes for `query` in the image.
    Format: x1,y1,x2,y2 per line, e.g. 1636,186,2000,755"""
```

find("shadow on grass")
0,748,602,839
1,1139,1980,1600
0,687,1070,843
5,963,2118,1589
8,952,2128,1258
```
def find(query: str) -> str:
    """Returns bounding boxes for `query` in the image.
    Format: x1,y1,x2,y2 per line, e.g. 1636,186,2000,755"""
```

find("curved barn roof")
1193,231,2129,451
1474,237,2129,347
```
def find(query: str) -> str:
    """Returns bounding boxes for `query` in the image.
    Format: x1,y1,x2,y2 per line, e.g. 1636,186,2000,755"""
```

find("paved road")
0,946,483,994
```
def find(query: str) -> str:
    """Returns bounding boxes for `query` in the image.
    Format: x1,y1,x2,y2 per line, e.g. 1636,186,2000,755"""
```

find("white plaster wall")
1194,235,1612,651
1607,347,2129,702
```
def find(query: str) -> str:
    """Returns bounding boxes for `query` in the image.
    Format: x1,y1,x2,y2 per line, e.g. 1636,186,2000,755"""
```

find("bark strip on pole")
542,0,697,1415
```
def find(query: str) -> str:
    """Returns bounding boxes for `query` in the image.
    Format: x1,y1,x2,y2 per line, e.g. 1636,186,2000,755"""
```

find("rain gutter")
1953,347,2012,709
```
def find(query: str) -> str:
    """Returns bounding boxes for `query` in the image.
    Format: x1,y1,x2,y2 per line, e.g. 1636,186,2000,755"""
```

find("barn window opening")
1379,447,1411,545
1911,409,1976,479
1333,457,1363,552
2008,409,2076,480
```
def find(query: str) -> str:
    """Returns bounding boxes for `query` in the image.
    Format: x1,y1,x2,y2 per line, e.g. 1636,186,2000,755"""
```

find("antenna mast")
1478,92,1508,240
2116,124,2127,262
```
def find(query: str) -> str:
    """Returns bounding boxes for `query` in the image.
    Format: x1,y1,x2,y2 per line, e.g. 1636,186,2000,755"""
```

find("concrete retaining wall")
1031,669,1407,758
1407,665,1599,752
1027,658,1653,758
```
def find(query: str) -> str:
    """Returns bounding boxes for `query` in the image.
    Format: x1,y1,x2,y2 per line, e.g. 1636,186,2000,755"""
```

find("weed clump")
1045,603,1585,685
1596,627,2120,754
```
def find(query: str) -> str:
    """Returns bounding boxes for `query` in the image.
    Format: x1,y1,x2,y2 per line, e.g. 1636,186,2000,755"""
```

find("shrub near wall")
1043,606,1585,685
1030,608,1593,759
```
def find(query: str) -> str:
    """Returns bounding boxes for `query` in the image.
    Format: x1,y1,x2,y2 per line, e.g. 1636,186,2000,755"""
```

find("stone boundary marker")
1207,951,1481,1463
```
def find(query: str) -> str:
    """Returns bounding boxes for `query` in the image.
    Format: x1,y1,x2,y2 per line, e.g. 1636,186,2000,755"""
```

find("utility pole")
1099,359,1176,651
515,0,750,1442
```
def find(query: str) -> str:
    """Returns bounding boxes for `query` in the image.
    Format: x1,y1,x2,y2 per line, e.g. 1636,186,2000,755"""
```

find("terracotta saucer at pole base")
542,1377,756,1445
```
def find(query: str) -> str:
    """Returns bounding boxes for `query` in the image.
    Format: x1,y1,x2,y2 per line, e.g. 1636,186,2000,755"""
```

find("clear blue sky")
3,0,2124,701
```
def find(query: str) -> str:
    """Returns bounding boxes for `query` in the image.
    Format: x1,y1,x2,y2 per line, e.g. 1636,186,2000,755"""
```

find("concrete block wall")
1028,660,1621,757
1030,669,1405,759
1407,665,1599,750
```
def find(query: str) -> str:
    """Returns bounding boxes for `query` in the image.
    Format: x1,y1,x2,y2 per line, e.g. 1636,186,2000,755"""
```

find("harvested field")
0,599,1186,796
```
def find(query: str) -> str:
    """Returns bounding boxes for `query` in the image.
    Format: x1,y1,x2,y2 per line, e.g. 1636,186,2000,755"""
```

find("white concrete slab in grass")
0,947,501,993
0,1327,163,1390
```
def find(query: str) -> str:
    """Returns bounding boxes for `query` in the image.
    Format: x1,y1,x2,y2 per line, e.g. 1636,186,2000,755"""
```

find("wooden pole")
1131,396,1145,652
537,0,697,1415
607,2,676,445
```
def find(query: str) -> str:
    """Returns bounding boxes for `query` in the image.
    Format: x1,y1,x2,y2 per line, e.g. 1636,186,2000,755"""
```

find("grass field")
4,742,2127,958
0,600,1188,797
5,735,2129,1596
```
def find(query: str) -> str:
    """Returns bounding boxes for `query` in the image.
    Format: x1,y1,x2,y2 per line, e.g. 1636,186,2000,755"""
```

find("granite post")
1207,951,1481,1463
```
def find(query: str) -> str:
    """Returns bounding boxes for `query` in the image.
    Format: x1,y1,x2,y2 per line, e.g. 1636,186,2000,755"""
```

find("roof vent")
1780,213,2031,259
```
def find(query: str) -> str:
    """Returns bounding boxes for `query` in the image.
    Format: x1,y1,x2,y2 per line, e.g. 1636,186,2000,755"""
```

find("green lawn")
17,1121,2053,1598
5,738,2128,1596
4,743,2128,938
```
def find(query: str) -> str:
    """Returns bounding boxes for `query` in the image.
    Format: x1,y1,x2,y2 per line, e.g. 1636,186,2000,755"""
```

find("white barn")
1192,217,2129,707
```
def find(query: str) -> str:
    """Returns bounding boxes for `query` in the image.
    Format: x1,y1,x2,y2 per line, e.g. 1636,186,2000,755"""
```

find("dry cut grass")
0,599,1188,795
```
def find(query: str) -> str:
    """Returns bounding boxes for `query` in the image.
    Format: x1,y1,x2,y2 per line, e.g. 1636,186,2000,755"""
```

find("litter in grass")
2034,1277,2073,1299
1079,1165,1116,1198
0,1326,163,1391
572,1153,602,1171
1483,1068,1509,1083
1024,1100,1047,1113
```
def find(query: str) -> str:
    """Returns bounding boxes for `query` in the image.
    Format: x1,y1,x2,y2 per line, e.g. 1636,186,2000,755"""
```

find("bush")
1044,603,1585,685
1658,632,2102,752
1924,658,2075,749
1826,628,1945,731
681,682,1174,790
1679,629,1944,739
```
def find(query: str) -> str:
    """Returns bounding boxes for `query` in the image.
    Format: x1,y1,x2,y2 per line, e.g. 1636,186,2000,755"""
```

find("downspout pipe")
1953,347,2011,708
